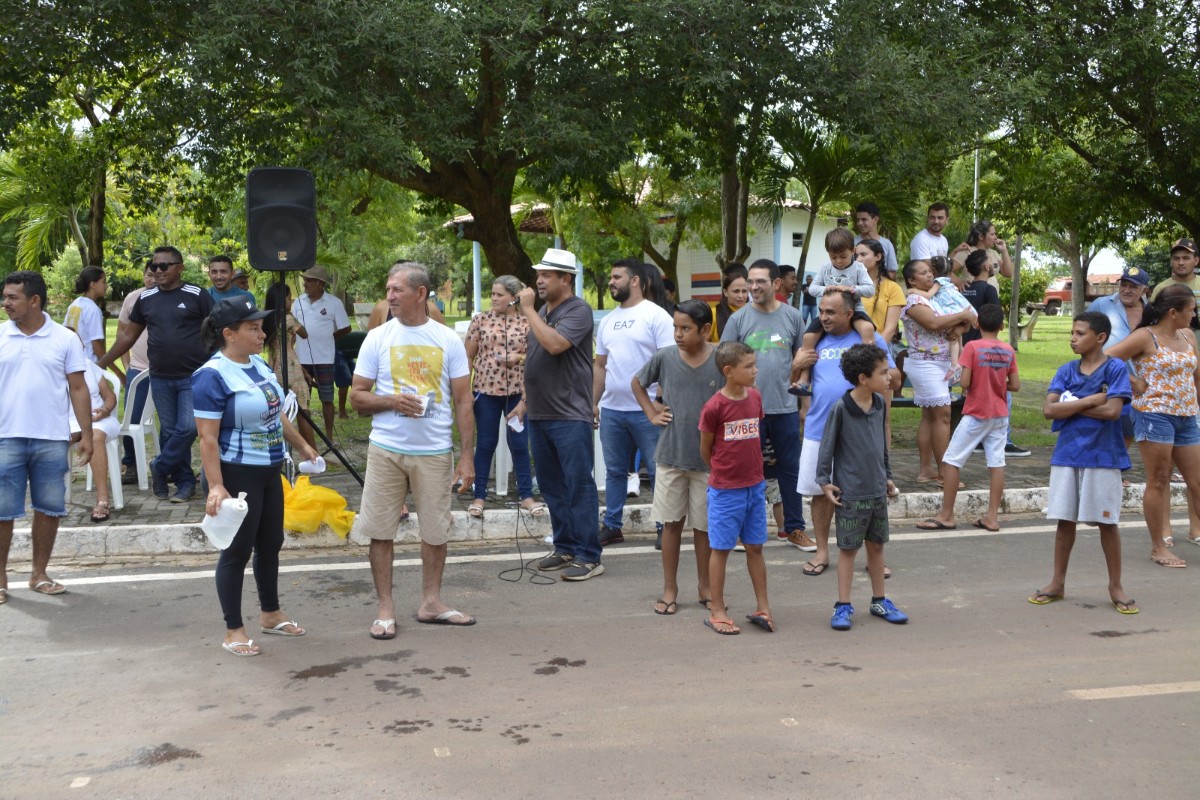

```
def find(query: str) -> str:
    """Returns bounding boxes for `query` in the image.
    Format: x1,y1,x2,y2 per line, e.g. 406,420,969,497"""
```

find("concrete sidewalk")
10,442,1181,562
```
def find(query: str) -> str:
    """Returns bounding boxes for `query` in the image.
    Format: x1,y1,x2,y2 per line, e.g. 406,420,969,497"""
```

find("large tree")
978,0,1200,238
0,0,195,267
192,0,656,286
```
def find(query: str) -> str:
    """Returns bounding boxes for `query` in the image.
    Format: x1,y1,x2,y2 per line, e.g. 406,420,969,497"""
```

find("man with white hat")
517,248,604,581
292,265,351,441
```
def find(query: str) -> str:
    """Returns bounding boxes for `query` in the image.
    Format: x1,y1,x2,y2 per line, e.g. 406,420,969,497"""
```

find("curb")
7,483,1189,562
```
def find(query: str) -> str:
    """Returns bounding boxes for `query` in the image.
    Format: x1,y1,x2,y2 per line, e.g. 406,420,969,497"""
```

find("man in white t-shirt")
1,271,94,600
593,259,675,546
351,261,476,640
292,265,351,441
909,202,951,261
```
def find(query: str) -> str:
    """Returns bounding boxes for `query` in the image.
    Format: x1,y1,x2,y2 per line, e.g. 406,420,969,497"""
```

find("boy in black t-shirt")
959,250,1000,345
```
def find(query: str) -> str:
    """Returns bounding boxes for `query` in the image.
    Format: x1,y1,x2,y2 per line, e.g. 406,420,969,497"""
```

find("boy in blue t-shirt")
1031,311,1138,614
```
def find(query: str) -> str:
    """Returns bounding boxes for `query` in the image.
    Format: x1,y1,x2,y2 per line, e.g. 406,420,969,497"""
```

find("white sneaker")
627,473,640,497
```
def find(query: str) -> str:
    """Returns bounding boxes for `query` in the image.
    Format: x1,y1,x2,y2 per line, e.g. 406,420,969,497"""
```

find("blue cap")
1120,266,1149,287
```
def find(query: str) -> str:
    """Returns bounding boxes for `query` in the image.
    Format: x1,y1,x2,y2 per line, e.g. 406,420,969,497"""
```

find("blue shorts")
1132,410,1200,447
0,438,70,519
333,351,354,388
706,482,768,551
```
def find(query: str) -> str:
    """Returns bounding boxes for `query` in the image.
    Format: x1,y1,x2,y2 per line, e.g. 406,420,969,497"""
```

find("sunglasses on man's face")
147,261,181,271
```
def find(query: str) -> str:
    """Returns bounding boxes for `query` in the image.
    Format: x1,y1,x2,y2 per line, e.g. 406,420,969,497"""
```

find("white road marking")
12,517,1185,590
1068,682,1200,701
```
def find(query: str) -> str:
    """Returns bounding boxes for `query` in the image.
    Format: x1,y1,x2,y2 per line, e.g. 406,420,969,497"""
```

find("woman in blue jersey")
193,298,319,658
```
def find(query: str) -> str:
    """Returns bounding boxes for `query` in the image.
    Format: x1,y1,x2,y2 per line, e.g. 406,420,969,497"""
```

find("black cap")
1171,238,1197,254
209,297,271,330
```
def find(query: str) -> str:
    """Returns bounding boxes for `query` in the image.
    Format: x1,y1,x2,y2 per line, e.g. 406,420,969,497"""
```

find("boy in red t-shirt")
699,342,773,635
917,304,1020,532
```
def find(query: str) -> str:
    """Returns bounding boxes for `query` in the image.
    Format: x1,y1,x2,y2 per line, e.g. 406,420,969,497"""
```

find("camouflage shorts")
834,495,890,551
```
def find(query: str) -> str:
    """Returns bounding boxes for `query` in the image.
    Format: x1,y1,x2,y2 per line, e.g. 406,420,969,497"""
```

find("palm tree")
758,117,917,305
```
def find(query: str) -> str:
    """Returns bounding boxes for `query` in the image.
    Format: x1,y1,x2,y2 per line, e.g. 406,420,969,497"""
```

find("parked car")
1039,274,1121,315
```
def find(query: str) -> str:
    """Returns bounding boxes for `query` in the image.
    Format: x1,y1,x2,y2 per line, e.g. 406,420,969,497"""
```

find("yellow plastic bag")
281,475,357,538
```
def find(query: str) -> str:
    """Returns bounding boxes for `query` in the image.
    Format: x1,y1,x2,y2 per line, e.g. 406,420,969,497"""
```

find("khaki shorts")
651,464,708,531
357,444,453,545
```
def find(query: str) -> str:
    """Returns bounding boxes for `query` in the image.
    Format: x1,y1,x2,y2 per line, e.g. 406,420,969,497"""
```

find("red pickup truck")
1040,274,1121,315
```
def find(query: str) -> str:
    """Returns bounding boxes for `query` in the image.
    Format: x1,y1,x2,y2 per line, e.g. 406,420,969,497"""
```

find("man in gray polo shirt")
518,248,604,582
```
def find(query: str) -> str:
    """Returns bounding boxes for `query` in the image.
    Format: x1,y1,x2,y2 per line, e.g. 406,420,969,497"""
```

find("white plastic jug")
200,492,249,550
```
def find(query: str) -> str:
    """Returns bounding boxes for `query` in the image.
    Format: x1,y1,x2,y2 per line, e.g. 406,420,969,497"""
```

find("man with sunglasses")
99,247,214,503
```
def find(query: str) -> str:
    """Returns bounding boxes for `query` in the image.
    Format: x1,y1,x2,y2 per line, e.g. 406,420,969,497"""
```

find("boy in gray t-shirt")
632,300,724,616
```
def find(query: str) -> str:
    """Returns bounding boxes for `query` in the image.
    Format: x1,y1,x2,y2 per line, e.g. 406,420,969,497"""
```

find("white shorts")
1046,466,1123,525
943,415,1008,469
796,437,823,497
651,464,708,530
906,358,952,407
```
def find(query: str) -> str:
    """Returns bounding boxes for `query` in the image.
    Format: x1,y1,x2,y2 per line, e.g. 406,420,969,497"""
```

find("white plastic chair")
84,370,124,510
116,370,158,491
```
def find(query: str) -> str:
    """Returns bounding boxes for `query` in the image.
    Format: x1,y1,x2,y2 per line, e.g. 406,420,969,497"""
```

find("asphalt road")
1,514,1198,799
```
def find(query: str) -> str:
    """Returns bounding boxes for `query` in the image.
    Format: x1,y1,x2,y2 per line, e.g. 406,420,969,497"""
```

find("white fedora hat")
534,248,579,274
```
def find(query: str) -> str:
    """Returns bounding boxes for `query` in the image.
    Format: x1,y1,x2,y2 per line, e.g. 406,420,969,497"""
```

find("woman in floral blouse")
901,259,979,485
464,275,540,516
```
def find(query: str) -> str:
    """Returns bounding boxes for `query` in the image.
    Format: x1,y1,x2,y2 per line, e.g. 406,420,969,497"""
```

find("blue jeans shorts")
0,437,70,519
706,482,768,551
1132,410,1200,446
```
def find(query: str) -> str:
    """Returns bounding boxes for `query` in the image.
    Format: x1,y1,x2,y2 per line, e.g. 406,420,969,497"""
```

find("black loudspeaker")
246,167,316,271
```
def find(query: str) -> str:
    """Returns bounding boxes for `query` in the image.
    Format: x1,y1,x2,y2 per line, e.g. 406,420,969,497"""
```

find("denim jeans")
529,418,601,564
120,367,152,469
801,304,819,328
150,375,197,489
598,408,662,529
762,411,805,532
472,392,533,500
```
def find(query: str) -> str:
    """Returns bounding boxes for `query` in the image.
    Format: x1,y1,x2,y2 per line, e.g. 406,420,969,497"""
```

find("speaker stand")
274,272,364,487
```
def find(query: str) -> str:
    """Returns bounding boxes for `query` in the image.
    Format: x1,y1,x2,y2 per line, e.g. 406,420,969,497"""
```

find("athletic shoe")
831,603,854,631
1004,442,1032,458
787,530,817,551
626,473,640,497
562,561,604,581
599,525,624,546
150,460,169,500
534,552,573,571
171,484,196,504
869,597,909,624
121,467,138,486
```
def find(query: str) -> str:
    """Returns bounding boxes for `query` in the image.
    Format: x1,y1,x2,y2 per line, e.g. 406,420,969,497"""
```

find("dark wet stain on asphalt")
290,650,414,680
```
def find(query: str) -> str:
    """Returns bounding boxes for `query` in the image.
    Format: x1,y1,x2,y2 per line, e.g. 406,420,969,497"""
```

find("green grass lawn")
891,315,1074,448
104,313,1078,452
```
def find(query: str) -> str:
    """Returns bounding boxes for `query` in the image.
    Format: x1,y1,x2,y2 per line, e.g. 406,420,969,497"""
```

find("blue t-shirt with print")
192,352,285,466
803,329,895,442
1047,357,1131,470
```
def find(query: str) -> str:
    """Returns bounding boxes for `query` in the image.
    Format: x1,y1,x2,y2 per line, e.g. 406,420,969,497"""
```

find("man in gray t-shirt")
720,259,813,549
517,249,604,581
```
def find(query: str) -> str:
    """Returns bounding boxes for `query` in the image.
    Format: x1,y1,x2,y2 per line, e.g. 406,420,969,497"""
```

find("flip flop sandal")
802,561,828,576
653,599,677,616
703,617,740,635
1028,592,1064,605
222,639,260,657
0,588,8,605
30,580,66,595
1112,599,1139,615
915,519,956,530
370,619,397,640
467,502,485,518
520,501,548,517
261,620,306,636
745,613,775,632
1152,556,1187,568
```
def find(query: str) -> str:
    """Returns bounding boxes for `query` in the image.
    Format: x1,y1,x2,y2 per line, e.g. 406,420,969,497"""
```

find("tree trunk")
1009,234,1022,351
793,206,820,308
86,164,106,267
453,190,535,289
718,162,741,269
